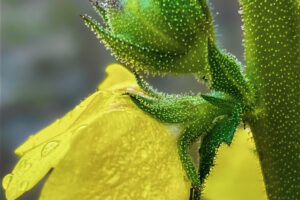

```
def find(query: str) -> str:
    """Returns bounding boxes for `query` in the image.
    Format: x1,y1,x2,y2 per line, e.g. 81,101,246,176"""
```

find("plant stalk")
241,0,300,199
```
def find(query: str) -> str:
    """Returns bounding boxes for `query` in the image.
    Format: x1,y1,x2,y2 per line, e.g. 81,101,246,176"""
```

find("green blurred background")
0,0,244,199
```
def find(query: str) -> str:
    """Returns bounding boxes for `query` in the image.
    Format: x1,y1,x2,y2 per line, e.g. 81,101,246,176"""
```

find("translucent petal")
97,63,136,90
40,107,190,200
2,64,266,200
5,91,121,200
203,128,267,200
3,64,161,200
15,64,135,157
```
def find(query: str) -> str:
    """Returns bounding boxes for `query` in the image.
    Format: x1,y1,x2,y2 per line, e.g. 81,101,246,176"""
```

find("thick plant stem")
241,0,300,199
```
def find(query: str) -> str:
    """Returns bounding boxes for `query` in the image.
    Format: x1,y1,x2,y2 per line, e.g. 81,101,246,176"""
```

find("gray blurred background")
0,0,244,199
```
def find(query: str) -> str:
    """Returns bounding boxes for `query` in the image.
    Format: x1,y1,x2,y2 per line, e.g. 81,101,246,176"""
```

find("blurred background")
0,0,244,199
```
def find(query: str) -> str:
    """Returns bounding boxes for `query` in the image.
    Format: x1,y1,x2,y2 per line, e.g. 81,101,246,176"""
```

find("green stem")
241,0,300,199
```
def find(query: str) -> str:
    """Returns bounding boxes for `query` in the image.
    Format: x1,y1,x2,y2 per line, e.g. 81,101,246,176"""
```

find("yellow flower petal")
39,107,190,200
15,64,136,157
202,129,267,200
2,64,267,200
2,64,190,200
97,63,137,91
3,127,78,200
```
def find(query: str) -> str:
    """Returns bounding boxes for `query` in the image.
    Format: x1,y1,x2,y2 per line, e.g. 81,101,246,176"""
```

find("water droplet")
75,105,82,110
72,125,87,136
77,125,87,131
41,141,59,157
2,174,13,190
20,181,28,191
18,160,32,170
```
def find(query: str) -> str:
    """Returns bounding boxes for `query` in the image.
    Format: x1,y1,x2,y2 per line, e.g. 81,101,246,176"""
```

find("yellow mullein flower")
2,64,190,200
2,64,266,200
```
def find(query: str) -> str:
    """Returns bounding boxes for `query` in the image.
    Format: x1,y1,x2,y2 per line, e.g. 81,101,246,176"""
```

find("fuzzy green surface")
242,0,300,199
83,0,215,75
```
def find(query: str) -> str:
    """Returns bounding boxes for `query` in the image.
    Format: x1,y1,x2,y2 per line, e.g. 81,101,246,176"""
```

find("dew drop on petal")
18,160,32,170
72,125,87,136
20,181,28,191
41,141,60,157
77,125,87,132
2,174,13,190
74,105,82,110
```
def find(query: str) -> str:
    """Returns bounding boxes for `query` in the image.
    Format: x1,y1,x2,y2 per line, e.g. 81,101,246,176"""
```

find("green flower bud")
82,0,214,75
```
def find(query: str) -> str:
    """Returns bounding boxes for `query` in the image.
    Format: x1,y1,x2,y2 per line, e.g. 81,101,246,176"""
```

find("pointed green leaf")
89,0,109,25
132,71,164,98
81,14,191,74
199,106,240,184
201,94,236,112
125,92,216,124
207,40,254,106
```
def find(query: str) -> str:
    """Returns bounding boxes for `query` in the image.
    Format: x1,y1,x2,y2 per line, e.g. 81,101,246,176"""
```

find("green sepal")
201,94,237,112
132,71,164,98
207,40,253,106
81,14,161,70
198,106,240,184
159,0,212,46
107,0,184,53
176,104,226,191
81,14,196,74
124,92,209,124
84,0,215,75
89,0,109,25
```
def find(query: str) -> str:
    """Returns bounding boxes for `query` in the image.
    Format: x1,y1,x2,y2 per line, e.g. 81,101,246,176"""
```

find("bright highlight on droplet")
41,141,60,157
20,181,28,191
18,160,32,170
2,174,13,190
